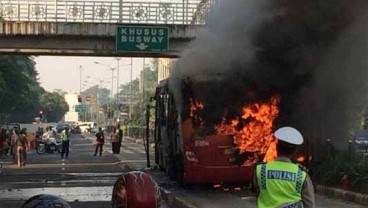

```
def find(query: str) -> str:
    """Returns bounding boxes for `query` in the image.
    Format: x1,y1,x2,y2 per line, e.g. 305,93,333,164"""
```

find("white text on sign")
120,28,166,44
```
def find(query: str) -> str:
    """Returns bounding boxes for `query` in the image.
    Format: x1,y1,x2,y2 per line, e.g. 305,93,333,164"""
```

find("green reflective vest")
256,160,307,208
61,130,70,141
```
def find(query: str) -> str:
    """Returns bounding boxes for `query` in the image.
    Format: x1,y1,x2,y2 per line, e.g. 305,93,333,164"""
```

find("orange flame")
190,98,204,117
190,98,204,126
215,96,280,166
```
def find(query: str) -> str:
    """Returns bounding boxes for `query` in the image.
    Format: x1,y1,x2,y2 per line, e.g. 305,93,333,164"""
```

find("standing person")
10,128,18,162
0,128,8,158
94,127,104,156
60,127,71,159
20,128,28,162
110,127,119,154
116,123,123,154
13,129,26,167
253,126,315,208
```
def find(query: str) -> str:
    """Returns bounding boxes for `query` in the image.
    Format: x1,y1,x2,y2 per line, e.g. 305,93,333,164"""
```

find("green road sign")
116,25,169,53
75,104,87,112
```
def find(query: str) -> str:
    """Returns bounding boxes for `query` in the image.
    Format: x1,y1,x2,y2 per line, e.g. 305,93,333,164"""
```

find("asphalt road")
1,133,365,208
0,133,170,208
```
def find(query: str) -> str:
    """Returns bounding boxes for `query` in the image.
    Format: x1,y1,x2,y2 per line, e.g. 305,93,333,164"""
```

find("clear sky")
35,56,151,94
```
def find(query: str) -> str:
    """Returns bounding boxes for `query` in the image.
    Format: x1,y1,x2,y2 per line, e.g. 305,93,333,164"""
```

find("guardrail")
125,126,154,143
0,0,213,24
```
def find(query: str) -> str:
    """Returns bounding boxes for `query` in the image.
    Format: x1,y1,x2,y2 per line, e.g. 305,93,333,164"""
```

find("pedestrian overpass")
0,0,213,57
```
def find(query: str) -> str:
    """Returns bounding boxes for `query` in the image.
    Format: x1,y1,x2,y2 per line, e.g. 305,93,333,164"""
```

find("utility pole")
111,68,115,99
78,65,83,95
145,104,151,168
141,58,145,120
97,80,102,125
116,58,121,120
129,58,133,119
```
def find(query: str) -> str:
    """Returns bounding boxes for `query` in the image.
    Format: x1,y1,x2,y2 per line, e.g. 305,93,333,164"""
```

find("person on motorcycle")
41,127,57,146
47,126,55,137
60,127,70,159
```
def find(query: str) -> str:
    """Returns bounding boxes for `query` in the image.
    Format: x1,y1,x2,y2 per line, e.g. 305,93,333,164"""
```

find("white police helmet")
274,127,303,145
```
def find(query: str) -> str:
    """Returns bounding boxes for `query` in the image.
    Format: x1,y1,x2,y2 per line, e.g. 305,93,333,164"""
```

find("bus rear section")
182,133,254,184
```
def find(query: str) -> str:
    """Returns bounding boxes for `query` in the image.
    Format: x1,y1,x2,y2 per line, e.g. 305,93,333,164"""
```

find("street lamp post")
129,58,133,119
94,61,116,99
78,65,84,95
86,76,111,125
116,58,121,105
94,60,133,122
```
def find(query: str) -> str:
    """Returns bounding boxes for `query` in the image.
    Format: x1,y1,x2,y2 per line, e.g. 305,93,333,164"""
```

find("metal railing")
0,0,213,24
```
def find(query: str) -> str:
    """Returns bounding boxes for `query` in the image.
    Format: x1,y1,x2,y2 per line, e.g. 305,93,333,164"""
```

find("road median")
317,185,368,206
160,188,197,208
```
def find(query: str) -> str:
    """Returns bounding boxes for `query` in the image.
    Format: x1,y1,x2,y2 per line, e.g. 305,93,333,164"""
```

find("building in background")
64,93,79,123
158,58,177,82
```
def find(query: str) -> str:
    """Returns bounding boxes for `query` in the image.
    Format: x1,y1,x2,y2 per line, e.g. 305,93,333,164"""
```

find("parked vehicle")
353,129,368,152
77,122,97,133
55,123,73,134
77,124,92,133
103,125,115,134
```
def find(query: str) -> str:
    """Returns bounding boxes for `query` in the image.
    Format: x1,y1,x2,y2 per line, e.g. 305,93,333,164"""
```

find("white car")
78,124,91,133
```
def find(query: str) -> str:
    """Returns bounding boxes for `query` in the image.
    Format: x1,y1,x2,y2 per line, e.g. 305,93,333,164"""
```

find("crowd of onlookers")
0,126,29,167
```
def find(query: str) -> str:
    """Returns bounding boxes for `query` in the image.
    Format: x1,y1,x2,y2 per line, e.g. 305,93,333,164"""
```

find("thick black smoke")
169,0,368,150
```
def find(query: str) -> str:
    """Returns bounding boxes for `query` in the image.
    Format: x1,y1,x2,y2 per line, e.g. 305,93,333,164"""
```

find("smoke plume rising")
169,0,368,150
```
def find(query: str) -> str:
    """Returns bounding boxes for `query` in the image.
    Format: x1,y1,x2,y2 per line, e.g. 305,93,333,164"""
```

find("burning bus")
153,0,368,185
154,76,281,185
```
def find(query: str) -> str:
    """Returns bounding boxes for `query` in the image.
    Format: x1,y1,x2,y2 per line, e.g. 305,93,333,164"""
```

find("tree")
80,85,111,123
118,79,140,119
81,85,110,104
134,65,158,124
0,55,42,123
116,58,158,125
39,91,69,122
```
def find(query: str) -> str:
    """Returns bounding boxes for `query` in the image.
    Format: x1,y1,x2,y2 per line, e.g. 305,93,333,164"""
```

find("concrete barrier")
317,185,368,206
160,188,197,208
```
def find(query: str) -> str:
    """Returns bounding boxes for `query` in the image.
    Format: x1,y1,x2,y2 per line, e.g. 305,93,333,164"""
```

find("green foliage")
0,55,44,122
117,63,157,125
81,85,110,104
0,55,69,123
312,151,368,193
40,91,69,122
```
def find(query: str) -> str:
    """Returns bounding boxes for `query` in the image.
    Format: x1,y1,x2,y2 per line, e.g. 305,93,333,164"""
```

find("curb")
125,137,155,148
160,188,197,208
317,185,368,206
83,133,193,206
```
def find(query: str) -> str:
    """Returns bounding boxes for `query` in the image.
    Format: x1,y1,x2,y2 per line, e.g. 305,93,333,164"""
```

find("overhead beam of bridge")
0,22,202,57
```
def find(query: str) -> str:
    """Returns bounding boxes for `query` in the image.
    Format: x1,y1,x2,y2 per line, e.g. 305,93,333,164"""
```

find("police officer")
253,126,315,208
60,127,70,159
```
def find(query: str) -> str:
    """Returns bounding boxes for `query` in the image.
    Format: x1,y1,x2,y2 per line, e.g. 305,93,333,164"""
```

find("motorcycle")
36,134,62,154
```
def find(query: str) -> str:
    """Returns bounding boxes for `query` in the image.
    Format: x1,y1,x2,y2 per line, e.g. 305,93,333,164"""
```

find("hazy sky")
35,56,150,94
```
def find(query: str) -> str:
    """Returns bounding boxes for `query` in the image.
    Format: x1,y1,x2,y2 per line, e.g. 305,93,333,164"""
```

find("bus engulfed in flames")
215,96,280,166
155,79,282,185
